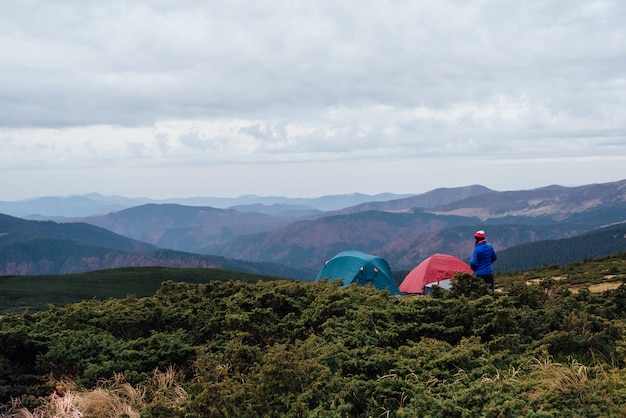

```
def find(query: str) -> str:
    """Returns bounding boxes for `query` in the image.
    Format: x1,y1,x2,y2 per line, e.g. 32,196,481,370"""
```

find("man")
470,230,497,291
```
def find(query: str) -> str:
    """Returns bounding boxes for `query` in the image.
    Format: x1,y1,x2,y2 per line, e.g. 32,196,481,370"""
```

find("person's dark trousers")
476,274,495,291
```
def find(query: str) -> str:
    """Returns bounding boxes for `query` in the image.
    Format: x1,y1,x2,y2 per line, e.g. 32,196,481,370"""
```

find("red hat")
474,230,485,239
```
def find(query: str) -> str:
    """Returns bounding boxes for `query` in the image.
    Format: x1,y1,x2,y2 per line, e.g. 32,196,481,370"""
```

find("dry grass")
0,367,187,418
0,391,83,418
525,275,567,286
534,358,589,388
569,281,623,294
524,273,624,294
530,356,594,402
77,387,138,418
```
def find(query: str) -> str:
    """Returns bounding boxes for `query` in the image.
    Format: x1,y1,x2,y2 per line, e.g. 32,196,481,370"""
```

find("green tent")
315,250,401,295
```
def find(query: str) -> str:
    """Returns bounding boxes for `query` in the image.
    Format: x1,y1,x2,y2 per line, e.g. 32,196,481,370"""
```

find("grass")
0,266,286,314
2,368,187,418
495,252,626,293
570,281,623,294
2,252,625,315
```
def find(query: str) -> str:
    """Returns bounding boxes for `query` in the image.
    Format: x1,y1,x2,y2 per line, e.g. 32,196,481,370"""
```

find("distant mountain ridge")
321,185,494,216
196,180,626,271
0,192,414,218
80,203,298,254
1,179,625,277
65,185,497,263
430,180,626,222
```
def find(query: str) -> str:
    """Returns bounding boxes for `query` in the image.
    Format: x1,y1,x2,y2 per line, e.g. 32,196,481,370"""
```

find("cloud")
1,1,625,199
2,1,623,122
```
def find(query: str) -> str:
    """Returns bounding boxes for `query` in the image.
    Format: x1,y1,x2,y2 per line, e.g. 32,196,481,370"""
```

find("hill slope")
324,184,494,215
2,254,626,416
203,180,626,270
495,222,626,272
430,178,626,223
0,266,286,314
3,180,625,277
0,214,312,279
80,203,296,253
0,213,156,253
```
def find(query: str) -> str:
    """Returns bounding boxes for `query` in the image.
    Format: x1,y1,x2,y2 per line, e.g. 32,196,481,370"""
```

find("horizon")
3,176,625,203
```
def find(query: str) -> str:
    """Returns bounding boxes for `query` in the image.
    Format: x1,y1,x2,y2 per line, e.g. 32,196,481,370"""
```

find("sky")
1,1,625,201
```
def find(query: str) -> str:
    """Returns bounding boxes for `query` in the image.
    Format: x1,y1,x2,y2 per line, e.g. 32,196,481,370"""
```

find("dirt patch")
525,275,567,286
570,281,623,294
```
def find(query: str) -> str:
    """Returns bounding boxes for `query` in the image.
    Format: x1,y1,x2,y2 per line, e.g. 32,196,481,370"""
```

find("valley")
0,179,625,278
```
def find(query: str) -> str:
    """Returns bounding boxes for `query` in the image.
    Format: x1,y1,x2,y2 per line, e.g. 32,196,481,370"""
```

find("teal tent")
315,250,401,295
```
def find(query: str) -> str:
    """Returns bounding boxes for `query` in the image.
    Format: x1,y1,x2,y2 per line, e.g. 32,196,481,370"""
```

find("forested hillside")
0,213,155,253
495,222,626,272
2,253,626,417
0,214,313,279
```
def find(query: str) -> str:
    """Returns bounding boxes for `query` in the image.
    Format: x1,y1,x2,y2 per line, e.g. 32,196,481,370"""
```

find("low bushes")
2,274,626,416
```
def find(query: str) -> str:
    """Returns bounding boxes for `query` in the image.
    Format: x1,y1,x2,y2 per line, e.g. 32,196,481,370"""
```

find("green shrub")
3,266,626,416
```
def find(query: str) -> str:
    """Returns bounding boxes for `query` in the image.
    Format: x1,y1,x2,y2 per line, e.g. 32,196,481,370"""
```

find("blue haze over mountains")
0,192,416,219
0,179,625,278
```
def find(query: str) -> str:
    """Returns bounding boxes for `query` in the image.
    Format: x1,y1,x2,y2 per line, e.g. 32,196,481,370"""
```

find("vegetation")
1,253,626,417
0,267,285,315
495,251,626,292
0,213,314,279
494,223,626,272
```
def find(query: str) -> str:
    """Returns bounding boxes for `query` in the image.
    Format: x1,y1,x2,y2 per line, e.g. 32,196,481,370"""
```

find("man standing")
470,230,497,291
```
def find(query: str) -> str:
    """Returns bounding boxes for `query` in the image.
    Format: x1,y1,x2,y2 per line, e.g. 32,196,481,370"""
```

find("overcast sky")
1,1,625,200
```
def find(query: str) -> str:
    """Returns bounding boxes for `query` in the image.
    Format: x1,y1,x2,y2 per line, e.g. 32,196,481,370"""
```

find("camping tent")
399,253,473,294
315,250,402,295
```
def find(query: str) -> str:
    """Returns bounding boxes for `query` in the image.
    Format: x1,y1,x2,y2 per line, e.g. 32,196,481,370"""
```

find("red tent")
399,253,473,294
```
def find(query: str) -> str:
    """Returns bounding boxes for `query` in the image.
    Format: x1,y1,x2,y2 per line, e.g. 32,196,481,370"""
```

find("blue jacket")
470,241,497,275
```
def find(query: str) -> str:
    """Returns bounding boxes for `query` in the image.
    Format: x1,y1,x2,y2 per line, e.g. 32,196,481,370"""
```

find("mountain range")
1,179,625,278
0,214,311,279
0,192,414,218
